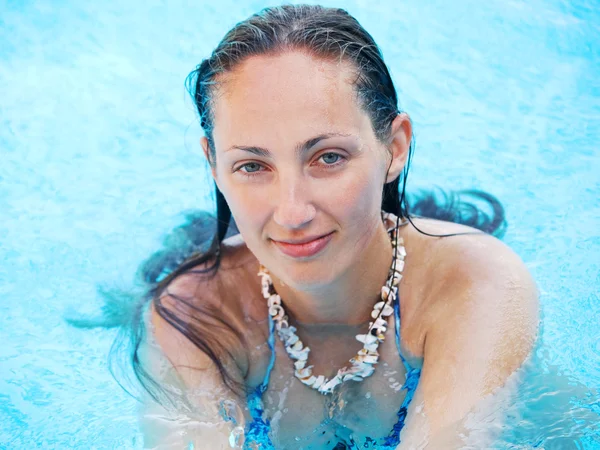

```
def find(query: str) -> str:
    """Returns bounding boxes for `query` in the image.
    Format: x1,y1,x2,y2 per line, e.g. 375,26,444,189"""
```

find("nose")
272,175,316,230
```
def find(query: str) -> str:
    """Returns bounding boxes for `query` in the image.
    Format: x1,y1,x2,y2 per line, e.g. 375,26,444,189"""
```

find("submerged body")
133,5,538,449
143,217,538,449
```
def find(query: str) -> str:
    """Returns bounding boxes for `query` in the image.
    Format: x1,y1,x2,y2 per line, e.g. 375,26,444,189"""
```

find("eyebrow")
225,133,351,158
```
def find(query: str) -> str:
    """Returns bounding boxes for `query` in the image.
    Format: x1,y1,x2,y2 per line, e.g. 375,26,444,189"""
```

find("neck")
270,222,393,326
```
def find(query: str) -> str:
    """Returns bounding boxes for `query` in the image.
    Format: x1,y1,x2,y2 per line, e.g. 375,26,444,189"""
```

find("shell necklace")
258,212,406,395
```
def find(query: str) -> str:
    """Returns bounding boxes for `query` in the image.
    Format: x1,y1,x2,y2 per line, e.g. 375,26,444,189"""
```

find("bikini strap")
258,314,277,394
246,315,276,420
393,295,414,375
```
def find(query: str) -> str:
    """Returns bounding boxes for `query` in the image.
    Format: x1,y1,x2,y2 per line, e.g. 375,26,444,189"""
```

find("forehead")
211,51,371,148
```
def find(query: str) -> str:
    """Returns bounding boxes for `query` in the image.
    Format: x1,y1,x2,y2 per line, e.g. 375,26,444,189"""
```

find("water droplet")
219,399,243,426
228,426,245,448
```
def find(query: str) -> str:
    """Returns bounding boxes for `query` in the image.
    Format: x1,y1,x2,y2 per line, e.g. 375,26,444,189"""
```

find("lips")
272,232,334,258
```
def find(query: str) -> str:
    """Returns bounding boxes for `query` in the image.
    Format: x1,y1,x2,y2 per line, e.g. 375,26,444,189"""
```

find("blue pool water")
0,0,599,448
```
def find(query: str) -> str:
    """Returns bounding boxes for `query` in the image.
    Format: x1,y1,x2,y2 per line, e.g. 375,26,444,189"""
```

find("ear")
200,136,218,181
385,113,413,183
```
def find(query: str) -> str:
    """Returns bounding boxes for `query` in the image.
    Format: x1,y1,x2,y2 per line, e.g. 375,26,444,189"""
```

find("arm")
398,236,540,449
137,282,249,449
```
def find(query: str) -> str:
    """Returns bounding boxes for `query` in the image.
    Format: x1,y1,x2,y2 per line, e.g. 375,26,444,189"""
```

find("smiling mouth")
272,232,335,258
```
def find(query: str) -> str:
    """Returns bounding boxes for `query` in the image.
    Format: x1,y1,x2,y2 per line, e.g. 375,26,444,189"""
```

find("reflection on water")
488,350,599,448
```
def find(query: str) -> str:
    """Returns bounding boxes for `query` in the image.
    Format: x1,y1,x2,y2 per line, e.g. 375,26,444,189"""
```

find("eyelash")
234,152,347,177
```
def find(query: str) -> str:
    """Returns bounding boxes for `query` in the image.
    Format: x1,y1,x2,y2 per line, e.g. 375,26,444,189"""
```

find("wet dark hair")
72,4,507,405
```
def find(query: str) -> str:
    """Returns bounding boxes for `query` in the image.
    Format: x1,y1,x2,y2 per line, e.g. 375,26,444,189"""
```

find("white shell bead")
381,286,392,300
371,324,387,335
269,305,284,319
354,354,379,364
268,294,281,307
384,289,397,303
381,304,394,317
319,376,342,393
262,285,271,298
295,365,313,378
300,375,317,386
277,329,293,341
362,354,379,364
373,317,387,328
289,347,310,360
356,333,378,345
364,341,378,352
286,334,299,346
313,375,326,389
372,327,386,337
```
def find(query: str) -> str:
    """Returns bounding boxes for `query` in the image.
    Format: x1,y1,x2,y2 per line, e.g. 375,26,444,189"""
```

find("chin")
272,253,343,289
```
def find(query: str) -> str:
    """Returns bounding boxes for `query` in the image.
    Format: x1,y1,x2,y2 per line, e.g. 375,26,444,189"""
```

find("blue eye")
239,162,263,173
320,153,343,165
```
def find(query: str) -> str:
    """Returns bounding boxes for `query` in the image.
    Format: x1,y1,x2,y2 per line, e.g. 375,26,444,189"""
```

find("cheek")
320,165,383,221
317,165,385,254
218,179,271,256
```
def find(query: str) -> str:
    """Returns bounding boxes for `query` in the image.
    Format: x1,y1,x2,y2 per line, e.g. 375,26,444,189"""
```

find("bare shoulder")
426,218,533,284
396,218,541,435
148,234,268,388
403,217,538,295
400,217,539,354
154,233,264,318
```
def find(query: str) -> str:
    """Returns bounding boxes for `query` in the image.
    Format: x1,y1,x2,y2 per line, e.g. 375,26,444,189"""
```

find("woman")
131,5,539,449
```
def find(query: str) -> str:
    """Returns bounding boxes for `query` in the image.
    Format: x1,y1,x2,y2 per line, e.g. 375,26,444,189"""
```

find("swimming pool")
1,0,598,448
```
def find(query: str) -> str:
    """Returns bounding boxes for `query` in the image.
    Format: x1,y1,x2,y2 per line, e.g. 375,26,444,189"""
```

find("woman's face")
204,51,410,287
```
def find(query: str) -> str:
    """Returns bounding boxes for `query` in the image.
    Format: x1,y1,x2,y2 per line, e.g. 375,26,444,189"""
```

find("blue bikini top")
243,295,421,449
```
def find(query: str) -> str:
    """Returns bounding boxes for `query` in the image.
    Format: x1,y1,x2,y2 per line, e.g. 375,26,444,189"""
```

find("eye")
237,162,264,174
317,152,345,166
